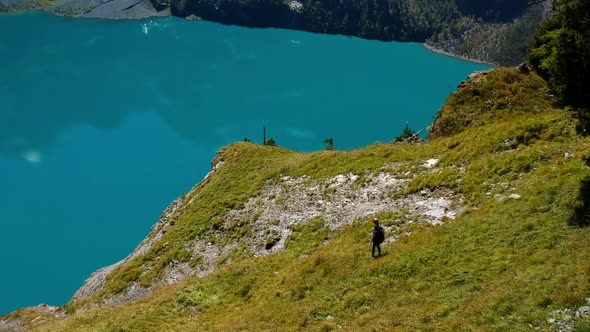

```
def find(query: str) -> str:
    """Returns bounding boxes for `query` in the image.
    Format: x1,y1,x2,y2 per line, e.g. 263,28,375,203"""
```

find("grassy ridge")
20,68,590,330
80,138,437,306
429,68,553,139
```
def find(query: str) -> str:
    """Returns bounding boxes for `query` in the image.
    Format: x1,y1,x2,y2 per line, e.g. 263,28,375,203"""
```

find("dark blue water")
0,12,489,314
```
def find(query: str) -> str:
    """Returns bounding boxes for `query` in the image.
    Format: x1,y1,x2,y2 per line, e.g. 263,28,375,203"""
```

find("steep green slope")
428,68,552,139
4,67,589,331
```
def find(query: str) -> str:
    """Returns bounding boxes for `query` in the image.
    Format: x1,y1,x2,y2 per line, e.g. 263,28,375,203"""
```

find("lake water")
0,11,489,314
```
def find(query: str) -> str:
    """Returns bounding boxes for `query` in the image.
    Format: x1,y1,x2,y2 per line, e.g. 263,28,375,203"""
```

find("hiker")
371,218,385,257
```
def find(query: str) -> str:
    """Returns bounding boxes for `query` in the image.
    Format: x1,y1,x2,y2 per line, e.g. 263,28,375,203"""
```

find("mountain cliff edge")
3,66,590,331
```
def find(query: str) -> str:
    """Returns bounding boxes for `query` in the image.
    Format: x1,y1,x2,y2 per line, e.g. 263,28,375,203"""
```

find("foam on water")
22,150,42,164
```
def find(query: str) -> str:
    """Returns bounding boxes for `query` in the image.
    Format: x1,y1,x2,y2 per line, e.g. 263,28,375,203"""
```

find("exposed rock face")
81,0,169,19
454,70,490,90
0,317,26,332
0,0,169,19
195,170,460,257
73,158,464,307
0,304,62,332
71,263,122,302
72,147,231,306
576,306,590,319
547,304,590,332
72,198,185,302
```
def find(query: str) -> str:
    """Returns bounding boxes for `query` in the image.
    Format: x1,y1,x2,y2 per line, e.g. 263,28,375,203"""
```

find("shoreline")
2,6,496,66
421,42,496,67
0,0,169,20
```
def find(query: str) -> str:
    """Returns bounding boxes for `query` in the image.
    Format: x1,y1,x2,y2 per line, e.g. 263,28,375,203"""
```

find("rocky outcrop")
71,262,122,302
72,157,464,307
0,0,169,19
0,317,25,332
76,0,170,19
72,197,185,303
0,304,62,332
547,299,590,332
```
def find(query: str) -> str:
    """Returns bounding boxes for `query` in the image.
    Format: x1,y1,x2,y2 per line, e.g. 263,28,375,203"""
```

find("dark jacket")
372,226,384,244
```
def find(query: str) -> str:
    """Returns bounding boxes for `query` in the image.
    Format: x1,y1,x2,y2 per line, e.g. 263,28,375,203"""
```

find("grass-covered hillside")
4,68,590,331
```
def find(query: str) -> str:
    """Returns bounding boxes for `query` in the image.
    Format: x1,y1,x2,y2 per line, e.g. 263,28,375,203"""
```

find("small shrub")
264,138,277,146
238,280,253,299
174,287,220,311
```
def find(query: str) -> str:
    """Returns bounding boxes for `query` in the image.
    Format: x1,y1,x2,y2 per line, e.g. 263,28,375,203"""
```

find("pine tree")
529,0,590,108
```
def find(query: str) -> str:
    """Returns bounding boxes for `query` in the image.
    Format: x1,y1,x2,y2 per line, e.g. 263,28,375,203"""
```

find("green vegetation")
399,123,415,139
394,122,419,142
323,138,333,151
0,0,44,12
529,0,590,109
429,68,553,139
264,137,277,146
11,66,588,331
285,217,331,255
429,2,547,66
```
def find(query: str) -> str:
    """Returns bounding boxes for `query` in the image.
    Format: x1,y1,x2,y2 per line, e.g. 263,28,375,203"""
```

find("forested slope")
159,0,550,65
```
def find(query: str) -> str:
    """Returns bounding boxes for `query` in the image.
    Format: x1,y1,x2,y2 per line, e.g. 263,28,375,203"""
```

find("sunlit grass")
25,68,590,331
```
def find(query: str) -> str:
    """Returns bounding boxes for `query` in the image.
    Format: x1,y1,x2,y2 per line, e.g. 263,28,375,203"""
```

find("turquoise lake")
0,11,489,314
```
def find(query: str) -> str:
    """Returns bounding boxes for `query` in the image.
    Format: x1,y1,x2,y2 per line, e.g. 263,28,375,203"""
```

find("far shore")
3,5,499,66
422,42,496,67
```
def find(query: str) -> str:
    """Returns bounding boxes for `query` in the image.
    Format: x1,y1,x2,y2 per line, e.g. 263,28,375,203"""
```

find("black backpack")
374,226,385,244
